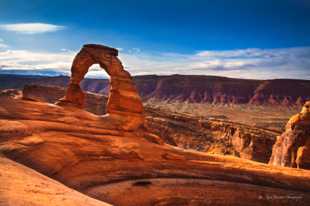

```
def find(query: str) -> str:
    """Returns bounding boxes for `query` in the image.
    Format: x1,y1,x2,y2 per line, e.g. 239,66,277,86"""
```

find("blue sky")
0,0,310,79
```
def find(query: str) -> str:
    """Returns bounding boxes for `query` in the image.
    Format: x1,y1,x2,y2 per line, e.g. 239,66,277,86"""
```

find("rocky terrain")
1,74,310,106
1,44,310,205
145,107,278,163
144,99,299,132
21,84,278,163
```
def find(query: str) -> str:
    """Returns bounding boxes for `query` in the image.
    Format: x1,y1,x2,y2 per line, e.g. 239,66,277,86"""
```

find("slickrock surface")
57,44,143,131
0,94,310,205
269,101,310,169
0,156,111,206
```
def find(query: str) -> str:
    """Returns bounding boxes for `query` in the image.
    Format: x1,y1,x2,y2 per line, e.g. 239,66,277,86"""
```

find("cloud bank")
0,23,65,34
0,46,309,79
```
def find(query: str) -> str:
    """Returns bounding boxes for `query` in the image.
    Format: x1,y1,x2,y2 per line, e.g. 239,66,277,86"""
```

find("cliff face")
1,74,310,106
22,84,278,163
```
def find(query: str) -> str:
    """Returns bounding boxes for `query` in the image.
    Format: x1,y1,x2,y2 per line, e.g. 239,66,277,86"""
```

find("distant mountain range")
1,74,309,105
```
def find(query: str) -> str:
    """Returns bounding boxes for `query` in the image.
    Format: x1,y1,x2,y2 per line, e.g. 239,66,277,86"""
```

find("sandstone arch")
57,44,144,130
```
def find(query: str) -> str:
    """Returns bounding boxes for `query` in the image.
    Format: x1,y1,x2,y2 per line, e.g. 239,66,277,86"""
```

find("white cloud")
0,43,9,49
0,43,8,49
0,47,309,80
0,38,8,49
119,47,310,79
0,23,65,34
0,49,74,71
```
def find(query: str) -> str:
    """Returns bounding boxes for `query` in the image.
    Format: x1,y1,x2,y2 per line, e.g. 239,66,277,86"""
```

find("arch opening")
85,64,109,80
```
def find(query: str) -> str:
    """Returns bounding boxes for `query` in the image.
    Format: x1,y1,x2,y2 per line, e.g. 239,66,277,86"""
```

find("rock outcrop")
0,89,21,98
269,101,310,169
57,44,144,131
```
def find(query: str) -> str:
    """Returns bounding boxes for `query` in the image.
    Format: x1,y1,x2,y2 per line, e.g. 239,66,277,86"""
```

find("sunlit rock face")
269,101,310,169
56,44,144,131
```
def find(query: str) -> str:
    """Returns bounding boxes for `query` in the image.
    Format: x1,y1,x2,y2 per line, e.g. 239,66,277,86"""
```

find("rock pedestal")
57,44,144,130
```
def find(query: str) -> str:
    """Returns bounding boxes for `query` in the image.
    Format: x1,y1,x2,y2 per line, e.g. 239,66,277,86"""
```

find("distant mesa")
1,74,310,106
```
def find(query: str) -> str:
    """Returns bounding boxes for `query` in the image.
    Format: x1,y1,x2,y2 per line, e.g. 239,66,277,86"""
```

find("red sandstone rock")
269,101,310,169
57,44,144,130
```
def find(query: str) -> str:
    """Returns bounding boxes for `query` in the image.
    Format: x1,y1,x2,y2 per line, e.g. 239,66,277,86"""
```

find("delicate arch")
57,44,144,130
